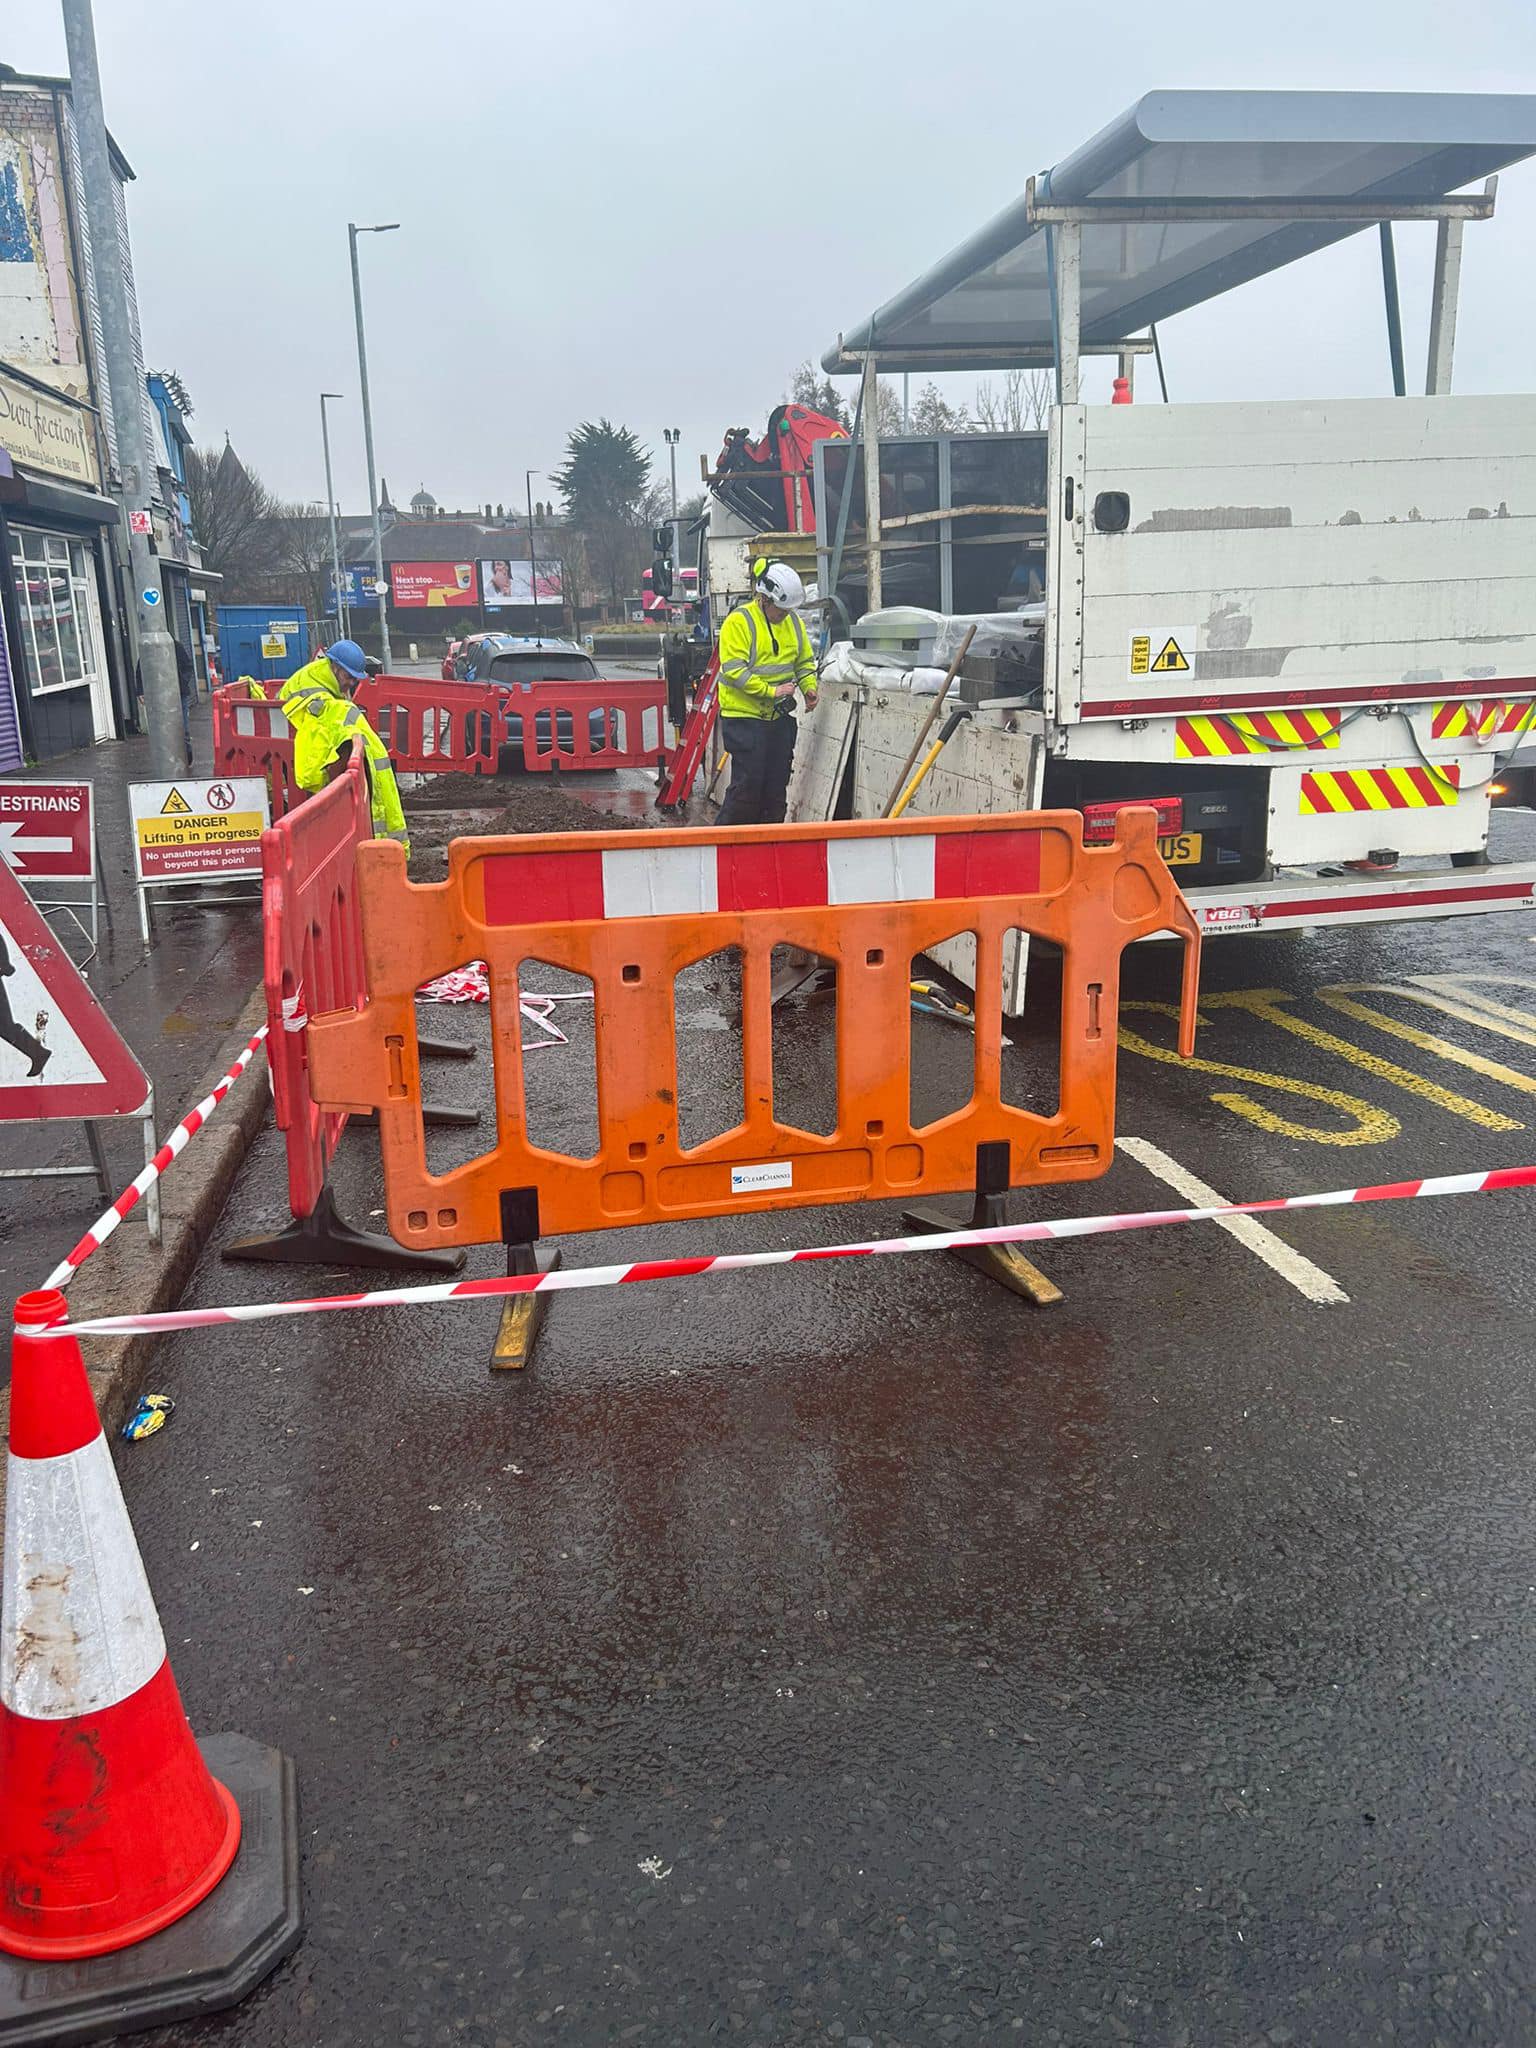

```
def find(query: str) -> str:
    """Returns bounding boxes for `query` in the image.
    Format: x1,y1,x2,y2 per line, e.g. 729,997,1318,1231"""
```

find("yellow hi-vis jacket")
716,600,817,721
279,660,408,850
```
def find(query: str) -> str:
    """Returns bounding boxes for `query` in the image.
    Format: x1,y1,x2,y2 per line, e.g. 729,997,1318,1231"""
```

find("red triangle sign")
0,861,148,1121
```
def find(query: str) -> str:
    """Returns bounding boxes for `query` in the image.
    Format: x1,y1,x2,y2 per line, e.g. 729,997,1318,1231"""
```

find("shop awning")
823,90,1536,372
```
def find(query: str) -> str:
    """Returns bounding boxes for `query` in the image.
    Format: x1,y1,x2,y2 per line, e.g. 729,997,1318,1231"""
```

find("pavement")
0,698,265,1315
107,806,1536,2046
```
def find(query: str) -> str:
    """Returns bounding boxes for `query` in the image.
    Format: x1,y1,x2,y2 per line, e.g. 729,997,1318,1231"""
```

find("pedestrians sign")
0,780,93,879
0,860,148,1121
128,776,268,943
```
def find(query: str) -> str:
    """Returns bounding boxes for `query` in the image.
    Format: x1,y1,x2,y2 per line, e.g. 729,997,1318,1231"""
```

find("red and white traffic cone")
0,1292,300,2039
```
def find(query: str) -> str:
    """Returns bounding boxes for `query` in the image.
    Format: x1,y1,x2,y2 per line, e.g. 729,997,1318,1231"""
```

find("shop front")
0,368,127,762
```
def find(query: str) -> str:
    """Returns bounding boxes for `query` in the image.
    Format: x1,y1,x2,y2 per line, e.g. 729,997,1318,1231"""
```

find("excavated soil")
403,770,646,879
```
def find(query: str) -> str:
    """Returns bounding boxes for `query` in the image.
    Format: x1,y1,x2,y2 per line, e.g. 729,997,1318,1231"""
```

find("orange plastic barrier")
502,675,668,773
352,674,504,776
306,808,1199,1254
211,683,300,816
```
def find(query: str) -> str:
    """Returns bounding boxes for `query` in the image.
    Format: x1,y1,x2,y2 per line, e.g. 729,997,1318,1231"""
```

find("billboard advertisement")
481,558,563,608
389,561,478,609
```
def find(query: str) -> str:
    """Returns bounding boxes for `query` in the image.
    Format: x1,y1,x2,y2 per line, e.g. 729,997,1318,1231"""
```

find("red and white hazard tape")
415,965,593,1050
42,1024,269,1292
44,1161,1536,1341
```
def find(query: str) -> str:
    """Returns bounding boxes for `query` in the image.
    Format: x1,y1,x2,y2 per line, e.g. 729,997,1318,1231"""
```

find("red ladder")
657,651,720,809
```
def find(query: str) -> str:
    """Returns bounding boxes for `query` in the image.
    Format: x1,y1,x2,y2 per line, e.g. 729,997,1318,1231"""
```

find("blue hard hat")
326,639,368,680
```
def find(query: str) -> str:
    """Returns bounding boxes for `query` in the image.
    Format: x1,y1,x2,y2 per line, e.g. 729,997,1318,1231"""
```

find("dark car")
450,633,608,765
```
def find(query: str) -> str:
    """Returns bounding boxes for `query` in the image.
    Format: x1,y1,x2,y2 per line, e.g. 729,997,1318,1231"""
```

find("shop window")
8,531,101,696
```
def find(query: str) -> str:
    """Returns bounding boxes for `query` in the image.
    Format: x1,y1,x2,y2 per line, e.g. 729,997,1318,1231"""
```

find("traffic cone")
1112,375,1133,405
0,1290,240,1960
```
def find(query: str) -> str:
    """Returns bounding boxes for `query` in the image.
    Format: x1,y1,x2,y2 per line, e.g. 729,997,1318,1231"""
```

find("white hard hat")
754,559,805,610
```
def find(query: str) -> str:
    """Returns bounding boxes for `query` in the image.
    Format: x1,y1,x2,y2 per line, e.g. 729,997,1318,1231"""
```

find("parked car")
441,636,471,680
449,633,608,765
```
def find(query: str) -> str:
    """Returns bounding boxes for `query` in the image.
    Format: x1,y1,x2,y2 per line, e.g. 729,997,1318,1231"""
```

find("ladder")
657,651,720,809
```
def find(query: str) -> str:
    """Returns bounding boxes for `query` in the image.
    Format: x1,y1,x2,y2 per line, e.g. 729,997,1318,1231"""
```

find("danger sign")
1128,626,1195,680
0,779,94,879
0,861,148,1120
129,777,269,882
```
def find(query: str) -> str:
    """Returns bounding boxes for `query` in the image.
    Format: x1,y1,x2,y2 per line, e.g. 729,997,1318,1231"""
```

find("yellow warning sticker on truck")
1129,626,1195,681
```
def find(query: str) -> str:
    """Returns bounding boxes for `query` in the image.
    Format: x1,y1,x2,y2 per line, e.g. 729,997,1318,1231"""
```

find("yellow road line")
1203,989,1522,1133
1118,1002,1401,1145
1316,986,1536,1095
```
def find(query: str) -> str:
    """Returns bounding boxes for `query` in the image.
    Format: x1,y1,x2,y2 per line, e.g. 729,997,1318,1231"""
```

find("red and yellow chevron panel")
1176,710,1340,758
1300,765,1460,814
1430,699,1536,741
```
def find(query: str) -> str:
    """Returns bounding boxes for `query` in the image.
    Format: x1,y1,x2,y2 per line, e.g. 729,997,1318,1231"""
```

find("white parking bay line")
1115,1135,1350,1306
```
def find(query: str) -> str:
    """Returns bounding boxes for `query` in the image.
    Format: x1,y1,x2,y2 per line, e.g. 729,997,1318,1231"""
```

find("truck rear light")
1079,795,1183,844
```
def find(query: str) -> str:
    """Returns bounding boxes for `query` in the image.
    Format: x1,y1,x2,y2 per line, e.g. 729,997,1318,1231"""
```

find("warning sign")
261,633,287,659
0,861,148,1120
1128,626,1195,681
129,777,269,882
0,779,94,879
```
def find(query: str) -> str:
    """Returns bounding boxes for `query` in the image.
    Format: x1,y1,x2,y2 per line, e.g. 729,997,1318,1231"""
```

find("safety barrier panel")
223,748,465,1273
305,808,1201,1254
502,675,669,773
211,683,300,816
352,674,505,776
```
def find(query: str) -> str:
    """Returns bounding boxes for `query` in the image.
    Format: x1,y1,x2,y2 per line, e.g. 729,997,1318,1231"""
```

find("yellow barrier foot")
900,1139,1063,1309
490,1248,562,1371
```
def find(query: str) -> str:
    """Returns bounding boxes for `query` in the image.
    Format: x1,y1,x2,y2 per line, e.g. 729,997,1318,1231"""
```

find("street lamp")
525,469,542,646
319,392,346,638
348,221,399,667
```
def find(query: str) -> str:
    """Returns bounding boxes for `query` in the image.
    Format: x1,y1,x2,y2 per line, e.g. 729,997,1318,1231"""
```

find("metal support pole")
525,469,541,644
61,0,182,779
1379,223,1407,398
349,221,396,668
1117,349,1136,398
320,392,346,640
902,371,910,432
1052,223,1082,406
860,353,882,613
1425,215,1465,396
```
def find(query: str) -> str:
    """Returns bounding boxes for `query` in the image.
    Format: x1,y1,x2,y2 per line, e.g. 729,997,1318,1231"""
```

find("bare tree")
269,502,335,628
971,370,1053,432
184,440,279,596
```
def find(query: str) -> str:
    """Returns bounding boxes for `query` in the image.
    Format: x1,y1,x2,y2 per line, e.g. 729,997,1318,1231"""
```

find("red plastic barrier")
503,675,668,772
352,674,505,775
261,750,370,1224
211,683,300,816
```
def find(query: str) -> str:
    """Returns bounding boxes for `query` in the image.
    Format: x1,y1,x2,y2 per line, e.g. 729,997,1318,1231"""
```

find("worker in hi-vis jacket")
715,559,818,826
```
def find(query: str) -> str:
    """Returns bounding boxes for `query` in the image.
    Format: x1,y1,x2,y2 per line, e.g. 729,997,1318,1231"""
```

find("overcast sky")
11,0,1536,515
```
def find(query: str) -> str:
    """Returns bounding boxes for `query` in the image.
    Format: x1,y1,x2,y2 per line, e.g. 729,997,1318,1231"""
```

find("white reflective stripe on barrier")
49,1163,1536,1342
2,1436,166,1719
601,843,719,919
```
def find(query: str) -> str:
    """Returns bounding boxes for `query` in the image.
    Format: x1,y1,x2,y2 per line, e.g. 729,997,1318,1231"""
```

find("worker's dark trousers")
717,714,797,826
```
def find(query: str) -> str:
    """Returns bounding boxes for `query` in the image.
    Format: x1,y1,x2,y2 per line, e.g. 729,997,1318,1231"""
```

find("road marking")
1409,973,1536,1046
1315,985,1536,1096
1119,1002,1401,1145
1203,989,1522,1134
1116,1136,1349,1304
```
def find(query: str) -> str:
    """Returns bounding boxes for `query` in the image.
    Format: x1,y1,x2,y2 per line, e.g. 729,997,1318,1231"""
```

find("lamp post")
663,427,680,523
525,469,542,645
348,221,399,667
320,392,346,639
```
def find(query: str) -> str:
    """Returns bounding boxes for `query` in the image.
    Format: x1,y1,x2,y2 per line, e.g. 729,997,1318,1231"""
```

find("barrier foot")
417,1031,476,1063
491,1246,561,1372
900,1140,1063,1310
0,1733,301,2044
224,1186,465,1274
351,1101,482,1132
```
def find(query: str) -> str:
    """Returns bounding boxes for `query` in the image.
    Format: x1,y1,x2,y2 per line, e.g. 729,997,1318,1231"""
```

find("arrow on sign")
0,823,75,872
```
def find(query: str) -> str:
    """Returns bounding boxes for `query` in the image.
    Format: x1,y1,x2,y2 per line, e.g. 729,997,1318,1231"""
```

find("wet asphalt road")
112,827,1536,2047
